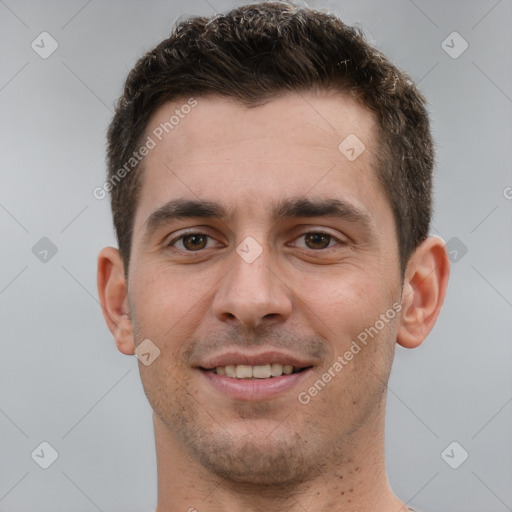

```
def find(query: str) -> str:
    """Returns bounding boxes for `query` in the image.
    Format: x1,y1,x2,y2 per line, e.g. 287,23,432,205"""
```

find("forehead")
148,91,377,161
133,91,389,235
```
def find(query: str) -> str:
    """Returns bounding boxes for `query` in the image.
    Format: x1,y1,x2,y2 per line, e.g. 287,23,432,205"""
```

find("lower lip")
200,368,312,401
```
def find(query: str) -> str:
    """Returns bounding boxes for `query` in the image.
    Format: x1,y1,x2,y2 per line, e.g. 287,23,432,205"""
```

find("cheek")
128,261,204,346
297,266,391,344
300,272,399,413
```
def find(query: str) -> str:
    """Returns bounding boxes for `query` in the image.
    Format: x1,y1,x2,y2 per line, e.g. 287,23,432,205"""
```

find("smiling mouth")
202,364,311,379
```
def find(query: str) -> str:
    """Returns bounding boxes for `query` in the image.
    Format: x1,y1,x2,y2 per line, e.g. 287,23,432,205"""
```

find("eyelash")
166,230,345,252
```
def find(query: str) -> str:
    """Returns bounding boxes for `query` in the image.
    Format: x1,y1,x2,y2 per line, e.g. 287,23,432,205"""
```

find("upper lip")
197,350,316,370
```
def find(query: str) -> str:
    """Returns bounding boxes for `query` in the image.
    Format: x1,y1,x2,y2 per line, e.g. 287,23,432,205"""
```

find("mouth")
202,363,310,379
197,352,315,400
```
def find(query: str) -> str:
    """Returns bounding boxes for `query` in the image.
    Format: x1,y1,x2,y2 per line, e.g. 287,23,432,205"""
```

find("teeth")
283,365,293,375
270,363,283,377
212,363,304,379
225,365,236,378
252,364,272,379
236,365,253,379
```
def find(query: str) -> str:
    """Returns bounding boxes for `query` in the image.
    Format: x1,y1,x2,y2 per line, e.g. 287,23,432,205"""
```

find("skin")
98,91,450,512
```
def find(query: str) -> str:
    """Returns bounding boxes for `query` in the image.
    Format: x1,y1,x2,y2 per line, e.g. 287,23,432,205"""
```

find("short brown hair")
106,1,434,278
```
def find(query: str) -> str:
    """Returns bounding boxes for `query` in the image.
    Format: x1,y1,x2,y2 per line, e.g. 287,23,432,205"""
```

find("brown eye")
181,234,208,251
167,233,213,251
304,233,332,249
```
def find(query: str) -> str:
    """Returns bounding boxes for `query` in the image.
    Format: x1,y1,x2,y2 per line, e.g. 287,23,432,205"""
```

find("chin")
197,439,311,486
182,425,315,486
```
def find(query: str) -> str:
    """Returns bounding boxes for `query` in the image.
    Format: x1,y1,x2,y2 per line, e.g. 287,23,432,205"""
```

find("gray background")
1,1,511,511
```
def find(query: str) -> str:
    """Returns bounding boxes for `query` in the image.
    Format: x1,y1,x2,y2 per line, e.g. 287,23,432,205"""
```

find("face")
127,91,403,485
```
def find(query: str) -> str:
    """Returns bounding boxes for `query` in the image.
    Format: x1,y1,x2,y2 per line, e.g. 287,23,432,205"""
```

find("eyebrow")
143,196,374,240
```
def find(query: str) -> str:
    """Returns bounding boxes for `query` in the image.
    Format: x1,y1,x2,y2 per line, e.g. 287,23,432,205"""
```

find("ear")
97,247,135,355
397,236,450,349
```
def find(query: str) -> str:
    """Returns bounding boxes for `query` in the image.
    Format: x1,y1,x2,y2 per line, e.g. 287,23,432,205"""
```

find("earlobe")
97,247,135,355
397,236,450,349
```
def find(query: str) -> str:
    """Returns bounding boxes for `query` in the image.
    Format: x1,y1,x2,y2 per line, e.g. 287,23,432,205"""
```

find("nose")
211,244,293,329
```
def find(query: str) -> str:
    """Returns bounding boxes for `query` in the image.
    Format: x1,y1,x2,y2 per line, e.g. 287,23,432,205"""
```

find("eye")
293,231,343,250
166,230,345,253
167,232,218,251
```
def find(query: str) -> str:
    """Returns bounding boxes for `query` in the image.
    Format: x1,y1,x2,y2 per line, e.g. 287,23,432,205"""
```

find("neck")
153,394,409,512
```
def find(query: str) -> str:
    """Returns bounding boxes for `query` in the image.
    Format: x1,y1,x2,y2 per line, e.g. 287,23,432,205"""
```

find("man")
97,2,450,511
